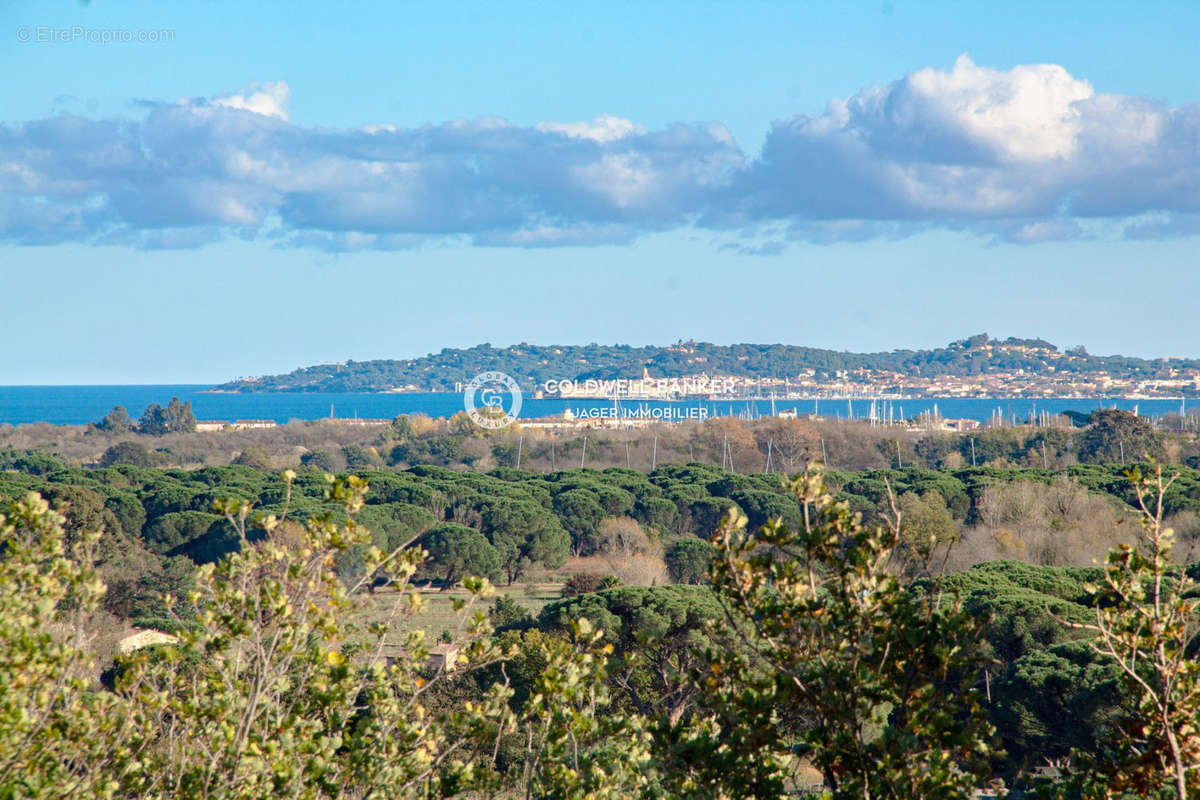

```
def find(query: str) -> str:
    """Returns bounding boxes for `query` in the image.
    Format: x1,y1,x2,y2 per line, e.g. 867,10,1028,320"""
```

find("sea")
0,386,1191,427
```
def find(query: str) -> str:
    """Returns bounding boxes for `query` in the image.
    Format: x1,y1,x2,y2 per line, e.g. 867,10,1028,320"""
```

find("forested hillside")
215,335,1200,392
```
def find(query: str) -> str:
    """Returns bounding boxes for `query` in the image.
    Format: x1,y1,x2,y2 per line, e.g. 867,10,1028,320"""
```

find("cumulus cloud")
895,55,1093,162
0,84,742,249
3,61,1200,250
720,55,1200,238
535,114,645,142
207,80,291,120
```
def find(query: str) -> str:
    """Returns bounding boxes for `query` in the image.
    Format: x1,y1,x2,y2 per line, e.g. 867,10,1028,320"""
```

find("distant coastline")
212,336,1200,398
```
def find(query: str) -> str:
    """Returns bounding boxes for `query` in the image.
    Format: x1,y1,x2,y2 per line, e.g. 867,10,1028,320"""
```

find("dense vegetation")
8,440,1200,795
214,334,1200,392
6,438,1200,623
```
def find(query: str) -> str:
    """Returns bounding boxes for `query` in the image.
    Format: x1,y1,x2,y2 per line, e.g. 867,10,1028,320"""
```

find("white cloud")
208,80,291,120
0,87,740,247
536,114,644,142
724,55,1200,232
3,60,1200,250
900,55,1093,162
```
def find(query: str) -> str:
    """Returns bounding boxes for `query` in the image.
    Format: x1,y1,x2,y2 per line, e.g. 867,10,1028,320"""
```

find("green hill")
214,335,1200,393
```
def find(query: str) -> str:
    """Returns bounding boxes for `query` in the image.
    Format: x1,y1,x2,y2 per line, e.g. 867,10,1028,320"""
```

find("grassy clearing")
357,581,564,641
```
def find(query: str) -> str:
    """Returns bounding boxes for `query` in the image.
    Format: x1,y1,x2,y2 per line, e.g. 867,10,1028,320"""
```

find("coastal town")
538,365,1200,401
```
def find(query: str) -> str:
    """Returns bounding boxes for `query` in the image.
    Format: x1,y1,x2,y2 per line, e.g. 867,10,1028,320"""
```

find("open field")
359,582,565,640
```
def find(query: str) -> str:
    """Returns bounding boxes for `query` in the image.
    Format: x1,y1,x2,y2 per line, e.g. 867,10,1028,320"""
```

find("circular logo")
463,371,522,430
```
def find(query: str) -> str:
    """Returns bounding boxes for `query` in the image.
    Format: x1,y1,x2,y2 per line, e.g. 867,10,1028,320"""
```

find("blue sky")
3,0,1200,383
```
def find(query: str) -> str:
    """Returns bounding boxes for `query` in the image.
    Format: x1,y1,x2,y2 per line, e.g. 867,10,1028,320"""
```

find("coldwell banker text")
545,377,737,398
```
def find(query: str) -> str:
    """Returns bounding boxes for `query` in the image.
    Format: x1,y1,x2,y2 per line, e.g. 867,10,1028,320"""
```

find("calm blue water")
0,386,1190,426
